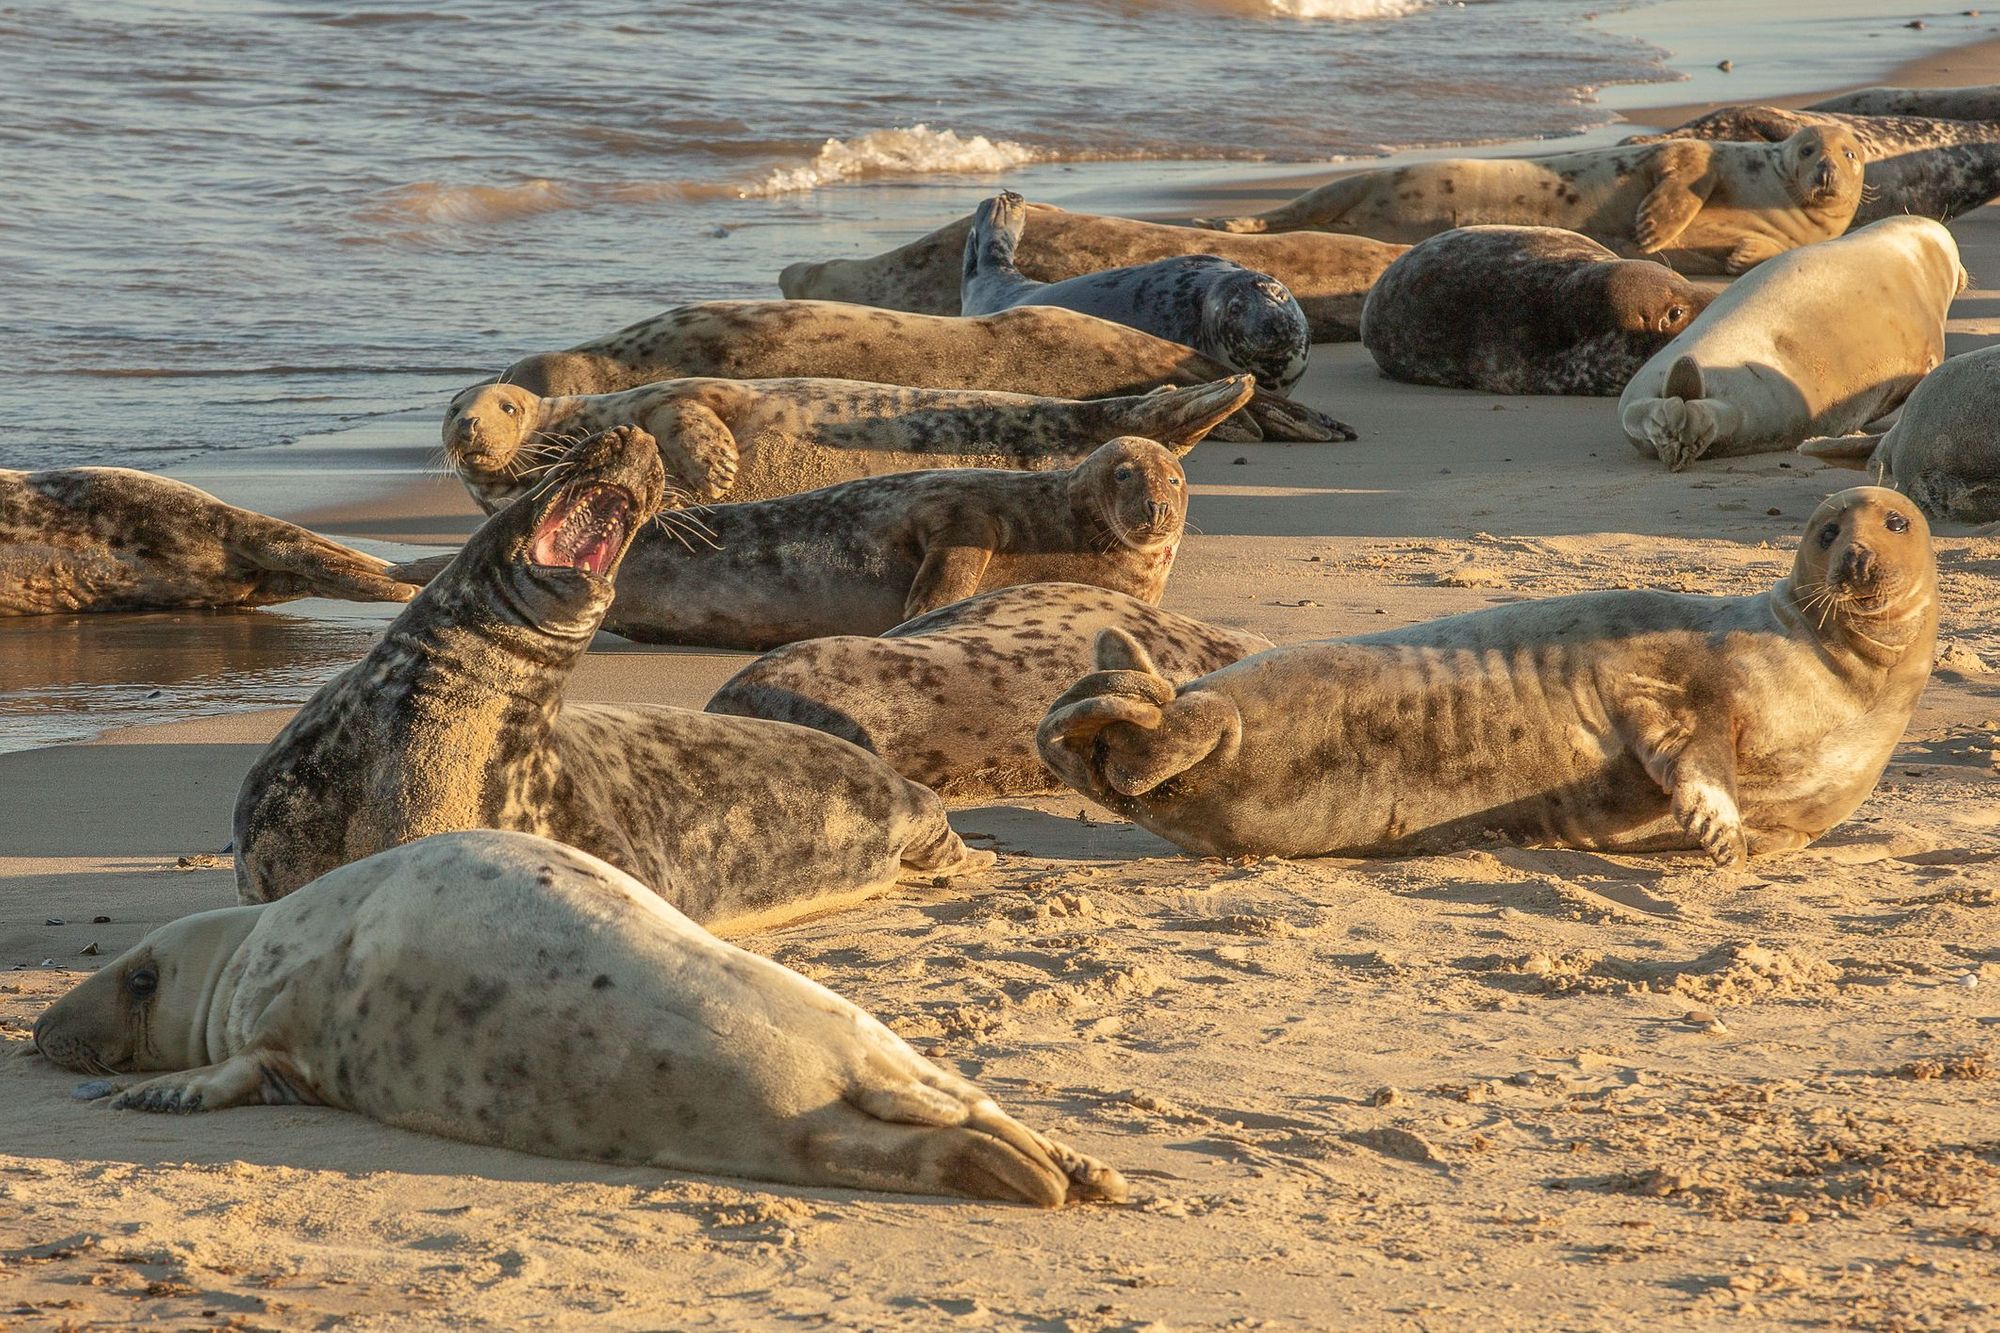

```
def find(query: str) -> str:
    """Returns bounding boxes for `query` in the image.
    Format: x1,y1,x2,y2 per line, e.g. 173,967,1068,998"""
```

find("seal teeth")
530,484,635,576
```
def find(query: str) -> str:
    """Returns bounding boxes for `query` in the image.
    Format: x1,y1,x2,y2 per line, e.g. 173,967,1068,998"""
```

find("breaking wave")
742,124,1047,196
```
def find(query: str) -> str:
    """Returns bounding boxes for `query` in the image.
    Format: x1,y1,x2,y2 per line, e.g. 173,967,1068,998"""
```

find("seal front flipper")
1724,235,1785,274
1633,142,1714,252
642,407,740,503
1608,671,1749,866
905,523,998,617
109,1050,313,1114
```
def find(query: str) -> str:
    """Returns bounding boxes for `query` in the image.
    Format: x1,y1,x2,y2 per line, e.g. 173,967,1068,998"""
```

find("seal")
1036,488,1936,864
1808,86,2000,120
573,436,1189,651
706,582,1273,802
958,192,1312,392
1800,344,2000,523
1358,226,1711,395
233,424,994,923
492,300,1351,444
779,198,1405,342
441,372,1252,513
1191,129,1865,275
1625,105,2000,226
1619,216,1962,471
0,467,415,616
33,829,1127,1207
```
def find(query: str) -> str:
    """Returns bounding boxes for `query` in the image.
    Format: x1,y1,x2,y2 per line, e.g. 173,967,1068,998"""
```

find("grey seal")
492,300,1351,444
1358,226,1710,395
1037,488,1936,865
959,192,1312,392
441,372,1250,512
1808,86,2000,120
1619,217,1962,470
1800,343,2000,523
707,582,1273,802
234,424,992,925
0,467,414,615
33,829,1126,1207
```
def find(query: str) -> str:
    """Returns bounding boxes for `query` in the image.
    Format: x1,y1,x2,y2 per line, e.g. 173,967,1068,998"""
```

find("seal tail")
1798,430,1888,471
1191,175,1371,234
1124,375,1258,452
960,191,1031,315
1036,628,1241,799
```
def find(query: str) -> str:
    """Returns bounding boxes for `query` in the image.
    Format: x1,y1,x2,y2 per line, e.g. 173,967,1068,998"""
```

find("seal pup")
1191,130,1865,275
442,372,1251,512
1037,488,1936,865
234,424,992,919
34,830,1125,1208
780,199,1406,342
1358,226,1710,395
1801,344,2000,523
587,437,1189,651
1619,216,1962,471
707,583,1273,802
1626,105,2000,226
959,192,1312,392
0,467,415,616
1809,86,2000,120
491,300,1351,444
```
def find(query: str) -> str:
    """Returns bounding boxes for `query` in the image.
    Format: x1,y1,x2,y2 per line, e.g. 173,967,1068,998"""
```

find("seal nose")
31,1010,53,1058
1815,157,1837,193
1146,498,1172,525
1839,542,1880,589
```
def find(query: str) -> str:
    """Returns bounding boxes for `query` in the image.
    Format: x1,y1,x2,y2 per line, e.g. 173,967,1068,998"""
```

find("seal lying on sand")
1801,344,2000,523
0,468,414,616
959,192,1312,392
35,830,1125,1208
1038,488,1936,865
578,437,1189,651
442,373,1251,511
234,425,991,923
1192,130,1865,275
707,583,1272,802
492,300,1350,443
1619,216,1961,471
1808,85,2000,120
778,199,1405,342
1359,226,1710,395
1625,105,2000,226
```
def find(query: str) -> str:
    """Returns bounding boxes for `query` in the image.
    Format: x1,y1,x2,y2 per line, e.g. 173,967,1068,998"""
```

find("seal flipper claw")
110,1050,307,1114
645,408,739,503
1633,142,1713,252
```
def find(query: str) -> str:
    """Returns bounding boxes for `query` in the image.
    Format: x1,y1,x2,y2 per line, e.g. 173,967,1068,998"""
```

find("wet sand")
4,32,1999,1333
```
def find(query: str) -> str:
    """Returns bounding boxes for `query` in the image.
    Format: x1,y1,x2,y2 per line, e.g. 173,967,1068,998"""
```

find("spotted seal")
706,583,1272,802
441,372,1251,512
1620,216,1962,471
1038,488,1936,864
1358,226,1710,395
958,192,1312,392
1800,344,2000,523
233,424,992,923
1625,104,2000,226
493,300,1351,444
34,830,1125,1207
1192,129,1865,275
575,436,1188,651
1808,86,2000,120
0,467,415,616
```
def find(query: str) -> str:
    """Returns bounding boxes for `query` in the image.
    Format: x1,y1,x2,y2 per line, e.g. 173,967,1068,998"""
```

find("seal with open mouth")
488,299,1351,444
440,372,1250,512
234,424,992,925
33,830,1125,1207
575,435,1190,652
1037,488,1936,865
0,467,415,615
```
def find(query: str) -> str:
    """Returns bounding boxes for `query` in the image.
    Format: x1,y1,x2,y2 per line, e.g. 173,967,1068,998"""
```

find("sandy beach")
6,22,2000,1333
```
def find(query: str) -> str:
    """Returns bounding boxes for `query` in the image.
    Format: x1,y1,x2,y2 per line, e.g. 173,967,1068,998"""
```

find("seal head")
1074,437,1186,555
1782,485,1937,666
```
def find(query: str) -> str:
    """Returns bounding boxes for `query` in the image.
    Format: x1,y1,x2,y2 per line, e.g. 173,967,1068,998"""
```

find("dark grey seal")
959,192,1312,392
233,424,992,926
1807,86,2000,120
1358,226,1710,395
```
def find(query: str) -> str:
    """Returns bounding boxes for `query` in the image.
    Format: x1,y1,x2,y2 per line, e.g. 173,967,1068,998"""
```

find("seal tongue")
530,484,634,576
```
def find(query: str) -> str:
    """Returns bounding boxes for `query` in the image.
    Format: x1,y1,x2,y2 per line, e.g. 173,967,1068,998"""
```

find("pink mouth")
530,484,635,577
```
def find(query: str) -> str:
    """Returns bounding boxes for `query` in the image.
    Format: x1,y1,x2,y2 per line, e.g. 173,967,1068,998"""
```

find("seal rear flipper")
249,534,421,605
1624,357,1731,471
960,191,1032,315
108,1049,313,1114
386,550,459,586
1245,390,1354,443
645,405,739,503
1037,629,1239,798
1798,430,1888,470
896,785,995,879
833,1086,1126,1207
1128,376,1258,452
1190,174,1370,234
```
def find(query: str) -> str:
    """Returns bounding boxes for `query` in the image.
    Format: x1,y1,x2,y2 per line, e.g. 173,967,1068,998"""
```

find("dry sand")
5,41,2000,1333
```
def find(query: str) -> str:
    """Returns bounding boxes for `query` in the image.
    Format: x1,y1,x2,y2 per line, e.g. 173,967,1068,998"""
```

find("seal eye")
500,402,517,416
1817,521,1841,549
1114,465,1133,482
126,967,158,1000
1885,511,1910,534
1168,476,1182,487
